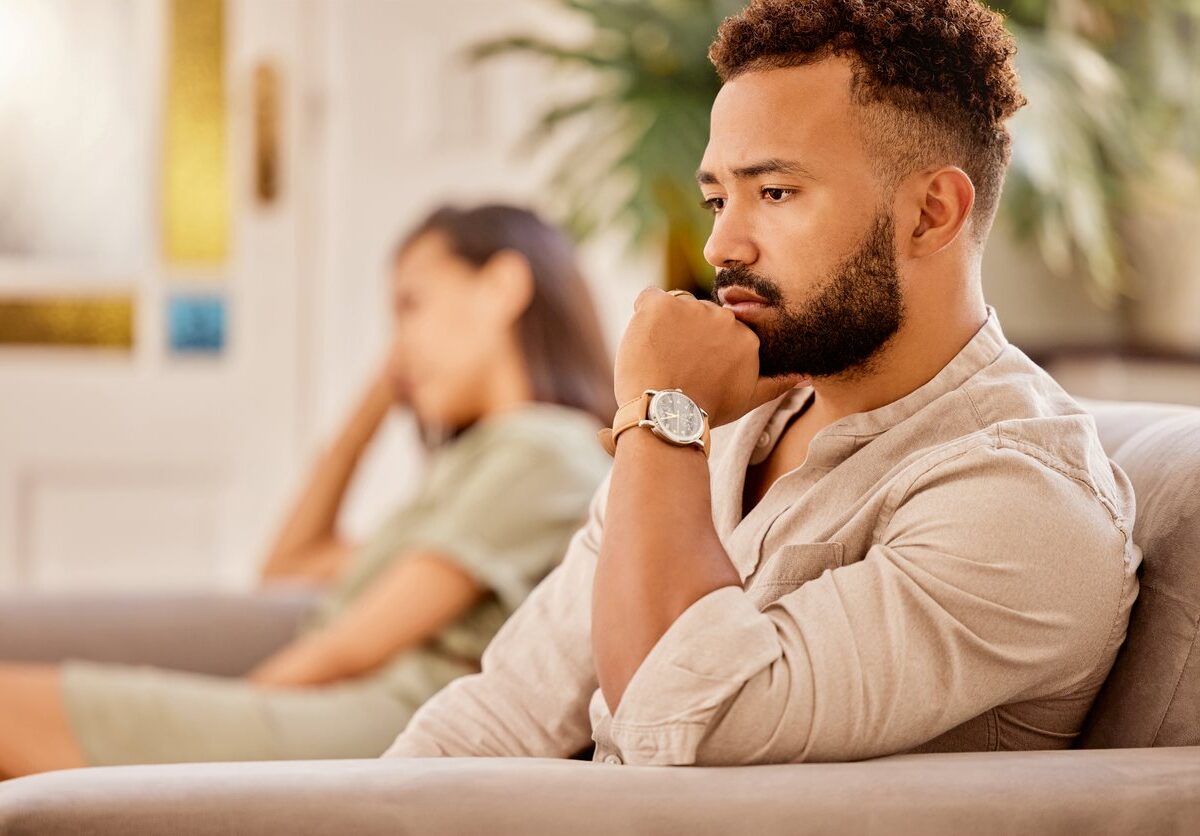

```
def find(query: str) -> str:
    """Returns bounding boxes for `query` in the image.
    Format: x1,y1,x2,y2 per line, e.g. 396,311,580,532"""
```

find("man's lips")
718,286,771,317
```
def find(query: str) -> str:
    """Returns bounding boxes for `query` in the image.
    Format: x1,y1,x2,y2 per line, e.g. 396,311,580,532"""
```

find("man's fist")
613,288,806,428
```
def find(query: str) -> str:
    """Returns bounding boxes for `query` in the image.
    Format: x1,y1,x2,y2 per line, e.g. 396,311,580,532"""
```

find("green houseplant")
471,0,738,291
994,0,1200,316
475,0,1200,320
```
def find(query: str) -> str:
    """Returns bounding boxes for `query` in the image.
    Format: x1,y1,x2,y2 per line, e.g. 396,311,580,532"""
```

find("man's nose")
703,206,759,269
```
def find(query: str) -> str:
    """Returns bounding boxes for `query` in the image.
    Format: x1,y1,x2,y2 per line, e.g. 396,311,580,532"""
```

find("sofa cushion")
0,589,319,676
1081,399,1194,453
1080,403,1200,748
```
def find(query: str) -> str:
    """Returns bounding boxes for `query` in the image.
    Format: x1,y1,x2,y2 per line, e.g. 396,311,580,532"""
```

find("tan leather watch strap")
597,391,710,459
598,392,652,456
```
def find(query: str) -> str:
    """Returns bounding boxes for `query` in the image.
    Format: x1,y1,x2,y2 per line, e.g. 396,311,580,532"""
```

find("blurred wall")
0,0,655,591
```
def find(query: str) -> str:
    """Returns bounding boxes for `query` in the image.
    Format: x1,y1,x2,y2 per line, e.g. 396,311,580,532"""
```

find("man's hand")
614,288,808,427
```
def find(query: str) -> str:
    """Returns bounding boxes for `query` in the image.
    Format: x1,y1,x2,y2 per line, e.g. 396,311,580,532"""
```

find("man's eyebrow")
695,158,815,184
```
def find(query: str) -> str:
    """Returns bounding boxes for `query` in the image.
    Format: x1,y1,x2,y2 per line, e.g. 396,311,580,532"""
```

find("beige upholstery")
1080,401,1200,748
0,399,1198,835
0,748,1197,835
0,588,319,676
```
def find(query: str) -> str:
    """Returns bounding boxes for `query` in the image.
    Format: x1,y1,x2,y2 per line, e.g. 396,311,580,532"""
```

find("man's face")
699,57,906,380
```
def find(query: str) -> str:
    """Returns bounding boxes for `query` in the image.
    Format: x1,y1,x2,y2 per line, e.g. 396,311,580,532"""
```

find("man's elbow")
610,717,807,767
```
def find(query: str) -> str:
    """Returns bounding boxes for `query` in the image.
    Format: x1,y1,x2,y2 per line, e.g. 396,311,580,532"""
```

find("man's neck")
742,298,990,516
805,300,989,427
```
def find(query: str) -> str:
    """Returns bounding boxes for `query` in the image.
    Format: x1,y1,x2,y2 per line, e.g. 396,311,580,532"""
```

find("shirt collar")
740,305,1009,469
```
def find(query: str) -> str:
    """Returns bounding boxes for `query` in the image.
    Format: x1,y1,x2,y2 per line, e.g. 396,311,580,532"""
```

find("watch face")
649,390,705,444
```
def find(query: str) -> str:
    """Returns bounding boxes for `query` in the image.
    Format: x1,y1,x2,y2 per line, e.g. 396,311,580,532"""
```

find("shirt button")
757,432,771,448
603,754,622,765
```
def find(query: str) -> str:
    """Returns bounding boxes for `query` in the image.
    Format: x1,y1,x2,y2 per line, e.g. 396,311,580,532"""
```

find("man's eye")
762,187,796,202
700,196,725,214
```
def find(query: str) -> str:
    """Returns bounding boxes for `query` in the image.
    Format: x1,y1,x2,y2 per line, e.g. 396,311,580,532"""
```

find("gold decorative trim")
163,0,230,266
0,296,135,349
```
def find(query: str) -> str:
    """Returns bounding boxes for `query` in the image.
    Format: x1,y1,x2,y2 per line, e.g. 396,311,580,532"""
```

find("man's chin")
757,360,815,386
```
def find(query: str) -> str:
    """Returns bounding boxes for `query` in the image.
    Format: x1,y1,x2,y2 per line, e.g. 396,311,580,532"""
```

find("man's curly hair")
709,0,1026,239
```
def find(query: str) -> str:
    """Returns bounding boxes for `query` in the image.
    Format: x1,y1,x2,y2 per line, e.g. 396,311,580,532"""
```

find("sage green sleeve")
405,439,606,612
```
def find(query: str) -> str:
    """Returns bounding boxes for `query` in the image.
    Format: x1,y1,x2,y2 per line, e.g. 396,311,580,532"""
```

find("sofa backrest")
1077,399,1200,748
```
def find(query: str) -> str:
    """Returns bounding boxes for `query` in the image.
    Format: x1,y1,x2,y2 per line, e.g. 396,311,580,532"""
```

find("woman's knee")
0,663,87,776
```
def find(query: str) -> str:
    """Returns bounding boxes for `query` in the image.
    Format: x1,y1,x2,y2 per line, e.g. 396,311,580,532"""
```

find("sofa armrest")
0,587,320,676
1,747,1197,836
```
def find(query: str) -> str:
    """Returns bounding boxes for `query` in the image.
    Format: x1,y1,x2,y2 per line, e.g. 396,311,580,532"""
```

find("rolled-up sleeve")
607,444,1133,766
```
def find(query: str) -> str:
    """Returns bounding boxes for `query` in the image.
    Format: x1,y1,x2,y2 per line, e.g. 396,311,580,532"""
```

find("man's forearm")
592,429,741,713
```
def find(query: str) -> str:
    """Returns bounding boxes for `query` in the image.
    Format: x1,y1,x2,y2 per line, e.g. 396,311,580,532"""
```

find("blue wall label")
167,294,227,354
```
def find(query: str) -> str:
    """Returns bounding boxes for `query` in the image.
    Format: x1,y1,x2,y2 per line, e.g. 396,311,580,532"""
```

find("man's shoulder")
897,347,1135,530
963,345,1127,500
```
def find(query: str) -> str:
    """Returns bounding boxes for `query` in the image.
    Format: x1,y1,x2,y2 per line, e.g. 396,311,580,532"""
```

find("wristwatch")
598,388,710,458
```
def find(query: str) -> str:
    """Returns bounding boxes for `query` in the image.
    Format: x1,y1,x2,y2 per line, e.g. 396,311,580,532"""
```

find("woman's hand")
258,359,402,585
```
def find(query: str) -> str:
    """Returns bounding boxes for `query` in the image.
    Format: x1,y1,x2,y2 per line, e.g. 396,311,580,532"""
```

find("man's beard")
711,211,905,379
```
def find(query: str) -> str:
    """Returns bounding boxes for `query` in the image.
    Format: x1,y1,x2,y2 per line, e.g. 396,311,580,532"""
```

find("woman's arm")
258,370,398,585
248,549,485,687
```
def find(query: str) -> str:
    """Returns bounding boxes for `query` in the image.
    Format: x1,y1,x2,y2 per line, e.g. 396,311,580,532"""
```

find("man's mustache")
711,265,784,307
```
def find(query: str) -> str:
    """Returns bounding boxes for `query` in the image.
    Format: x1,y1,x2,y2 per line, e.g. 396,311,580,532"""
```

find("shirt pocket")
747,542,844,609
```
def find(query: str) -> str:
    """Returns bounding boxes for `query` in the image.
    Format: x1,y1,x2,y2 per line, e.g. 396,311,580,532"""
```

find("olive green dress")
60,404,610,764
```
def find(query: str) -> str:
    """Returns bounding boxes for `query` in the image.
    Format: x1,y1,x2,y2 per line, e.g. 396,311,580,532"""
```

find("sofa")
1,398,1197,835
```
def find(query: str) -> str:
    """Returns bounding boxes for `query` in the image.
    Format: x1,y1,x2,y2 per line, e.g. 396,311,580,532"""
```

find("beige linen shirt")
386,307,1140,765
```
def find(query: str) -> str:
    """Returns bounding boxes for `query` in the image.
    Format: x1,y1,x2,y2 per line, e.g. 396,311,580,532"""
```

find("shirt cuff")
607,585,780,765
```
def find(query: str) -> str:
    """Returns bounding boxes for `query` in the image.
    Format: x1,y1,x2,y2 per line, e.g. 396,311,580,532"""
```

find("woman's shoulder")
464,403,604,456
425,403,609,499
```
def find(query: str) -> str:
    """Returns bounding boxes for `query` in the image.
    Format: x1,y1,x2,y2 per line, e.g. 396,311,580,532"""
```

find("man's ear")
479,249,535,324
904,166,975,258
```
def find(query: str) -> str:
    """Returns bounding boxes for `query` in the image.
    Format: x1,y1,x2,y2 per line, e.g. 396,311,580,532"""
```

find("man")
385,0,1139,765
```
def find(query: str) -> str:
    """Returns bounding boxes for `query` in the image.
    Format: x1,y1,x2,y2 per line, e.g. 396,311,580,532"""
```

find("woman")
0,204,614,776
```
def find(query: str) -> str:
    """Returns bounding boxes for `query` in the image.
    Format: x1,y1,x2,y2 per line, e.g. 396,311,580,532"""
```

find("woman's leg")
0,663,86,778
42,660,420,766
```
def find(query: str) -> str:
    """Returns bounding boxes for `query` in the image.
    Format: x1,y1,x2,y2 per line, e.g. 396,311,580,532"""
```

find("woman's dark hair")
398,204,616,427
